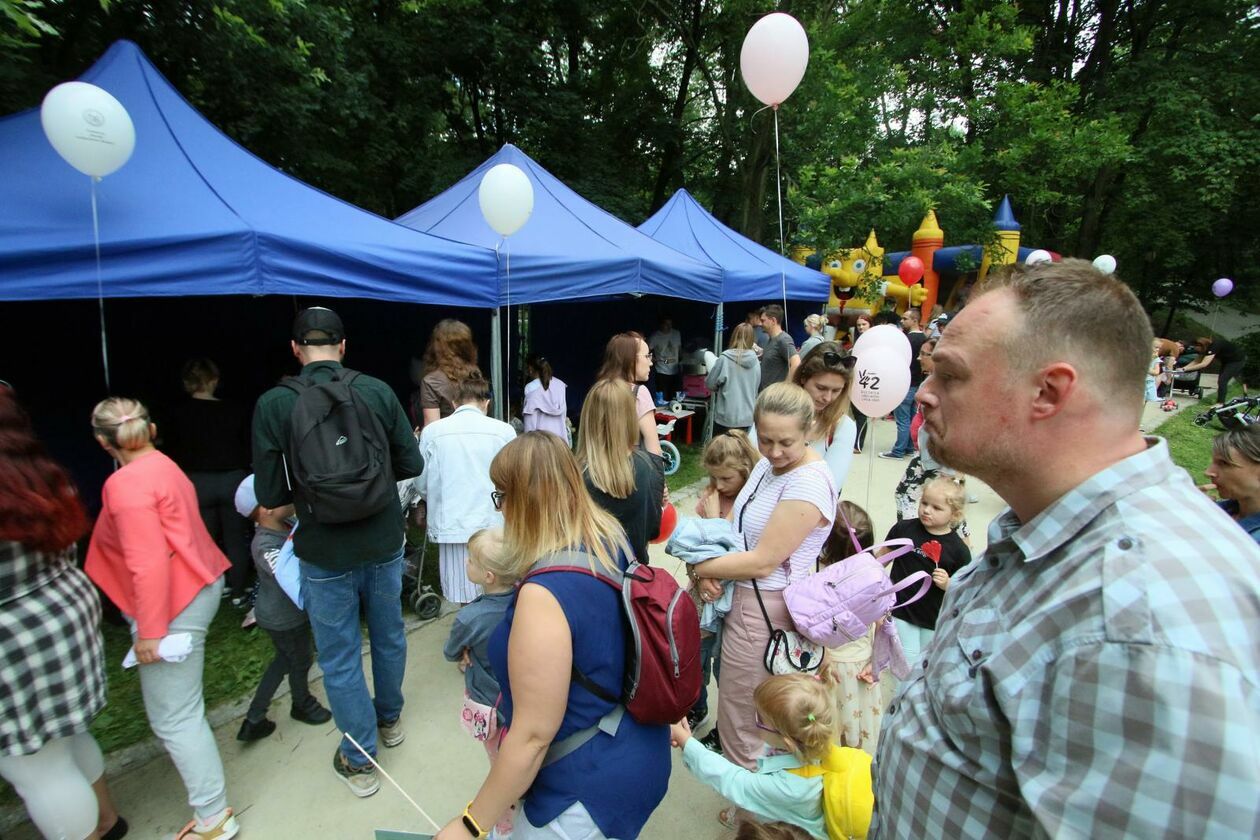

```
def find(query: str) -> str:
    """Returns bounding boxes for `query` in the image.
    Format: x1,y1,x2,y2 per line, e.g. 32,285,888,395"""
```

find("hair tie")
117,414,133,423
806,713,816,722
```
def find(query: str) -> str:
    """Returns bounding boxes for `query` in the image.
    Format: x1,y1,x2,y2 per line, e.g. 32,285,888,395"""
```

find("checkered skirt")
0,542,107,756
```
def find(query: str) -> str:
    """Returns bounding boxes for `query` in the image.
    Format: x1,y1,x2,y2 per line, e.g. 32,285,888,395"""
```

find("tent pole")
490,307,505,420
706,303,722,445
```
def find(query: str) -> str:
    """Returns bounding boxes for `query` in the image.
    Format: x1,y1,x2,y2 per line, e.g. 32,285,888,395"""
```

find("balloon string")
91,177,111,392
773,107,787,321
505,239,511,421
342,732,442,831
864,417,876,517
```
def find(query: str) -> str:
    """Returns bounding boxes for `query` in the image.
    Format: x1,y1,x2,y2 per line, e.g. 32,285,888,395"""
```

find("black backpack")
282,368,396,524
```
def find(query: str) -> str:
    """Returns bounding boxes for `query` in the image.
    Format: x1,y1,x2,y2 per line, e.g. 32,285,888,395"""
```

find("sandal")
718,806,739,829
175,808,239,840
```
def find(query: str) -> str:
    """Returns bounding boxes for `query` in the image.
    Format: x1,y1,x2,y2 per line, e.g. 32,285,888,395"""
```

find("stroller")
1193,396,1260,430
1161,349,1206,401
403,531,443,620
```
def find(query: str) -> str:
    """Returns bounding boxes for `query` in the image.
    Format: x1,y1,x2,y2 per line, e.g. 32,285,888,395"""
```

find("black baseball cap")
292,307,344,345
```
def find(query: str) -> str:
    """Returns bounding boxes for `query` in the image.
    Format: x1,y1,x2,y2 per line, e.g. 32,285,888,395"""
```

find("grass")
1149,388,1243,486
666,441,707,493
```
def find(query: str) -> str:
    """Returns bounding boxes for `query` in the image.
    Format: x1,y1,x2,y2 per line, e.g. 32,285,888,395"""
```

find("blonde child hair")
753,672,837,763
922,475,967,528
467,527,513,584
702,429,759,488
735,820,814,840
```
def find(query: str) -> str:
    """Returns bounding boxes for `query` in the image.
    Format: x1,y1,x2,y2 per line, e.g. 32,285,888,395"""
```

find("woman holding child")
436,432,669,839
691,383,838,782
84,397,239,840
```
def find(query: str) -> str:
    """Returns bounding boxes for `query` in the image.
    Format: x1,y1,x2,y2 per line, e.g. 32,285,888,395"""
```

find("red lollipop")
651,502,678,544
898,255,925,285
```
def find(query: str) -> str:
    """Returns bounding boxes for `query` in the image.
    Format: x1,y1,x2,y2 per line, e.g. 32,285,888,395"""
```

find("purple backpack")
784,533,932,649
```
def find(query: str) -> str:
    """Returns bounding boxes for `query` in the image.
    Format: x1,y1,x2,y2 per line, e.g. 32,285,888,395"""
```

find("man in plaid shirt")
874,260,1260,837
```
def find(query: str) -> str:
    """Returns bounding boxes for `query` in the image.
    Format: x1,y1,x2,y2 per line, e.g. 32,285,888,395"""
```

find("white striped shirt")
732,458,837,591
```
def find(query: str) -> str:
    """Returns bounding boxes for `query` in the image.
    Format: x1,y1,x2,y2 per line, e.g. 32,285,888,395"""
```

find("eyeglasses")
490,490,505,511
639,351,653,359
754,711,779,734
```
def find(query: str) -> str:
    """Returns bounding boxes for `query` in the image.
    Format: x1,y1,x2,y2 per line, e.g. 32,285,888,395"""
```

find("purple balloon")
1212,278,1234,298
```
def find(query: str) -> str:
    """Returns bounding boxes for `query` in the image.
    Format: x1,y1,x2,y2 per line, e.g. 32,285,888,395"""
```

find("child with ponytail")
671,670,873,839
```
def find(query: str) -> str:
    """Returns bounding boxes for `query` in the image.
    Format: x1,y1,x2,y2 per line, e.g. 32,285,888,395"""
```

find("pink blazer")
86,450,230,639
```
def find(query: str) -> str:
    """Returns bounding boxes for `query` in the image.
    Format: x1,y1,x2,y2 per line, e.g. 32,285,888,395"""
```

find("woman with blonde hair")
434,432,670,839
596,331,663,456
576,380,664,566
799,314,828,359
707,323,762,435
418,318,481,425
691,383,837,780
84,398,238,840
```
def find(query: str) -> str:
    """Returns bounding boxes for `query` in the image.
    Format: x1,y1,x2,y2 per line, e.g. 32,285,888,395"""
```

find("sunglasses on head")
822,350,856,369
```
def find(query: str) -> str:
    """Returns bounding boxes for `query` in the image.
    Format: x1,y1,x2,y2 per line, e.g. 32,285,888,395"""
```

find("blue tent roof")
638,189,829,303
0,40,498,306
396,144,723,304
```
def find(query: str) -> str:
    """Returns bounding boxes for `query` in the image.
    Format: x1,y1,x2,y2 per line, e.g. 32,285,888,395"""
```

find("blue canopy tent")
638,188,828,304
397,143,723,414
0,40,499,309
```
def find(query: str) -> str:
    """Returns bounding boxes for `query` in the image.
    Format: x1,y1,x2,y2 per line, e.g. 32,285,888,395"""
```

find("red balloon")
898,256,925,284
651,502,678,544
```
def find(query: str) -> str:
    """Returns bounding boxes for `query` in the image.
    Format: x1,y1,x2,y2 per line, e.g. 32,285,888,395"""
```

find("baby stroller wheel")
1193,412,1211,427
412,589,441,620
1196,387,1205,400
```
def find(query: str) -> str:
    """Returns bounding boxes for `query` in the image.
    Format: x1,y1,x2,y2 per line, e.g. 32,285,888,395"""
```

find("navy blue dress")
489,552,670,837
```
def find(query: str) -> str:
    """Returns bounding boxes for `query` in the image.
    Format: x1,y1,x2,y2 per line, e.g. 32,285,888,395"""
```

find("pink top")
85,450,230,639
633,383,655,419
732,458,836,591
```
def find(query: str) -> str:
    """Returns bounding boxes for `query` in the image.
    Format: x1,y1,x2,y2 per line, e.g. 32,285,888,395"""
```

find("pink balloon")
851,347,912,418
740,13,810,107
853,324,911,364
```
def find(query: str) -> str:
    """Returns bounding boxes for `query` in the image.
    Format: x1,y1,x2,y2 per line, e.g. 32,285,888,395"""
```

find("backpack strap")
882,570,933,611
522,550,624,706
542,703,624,767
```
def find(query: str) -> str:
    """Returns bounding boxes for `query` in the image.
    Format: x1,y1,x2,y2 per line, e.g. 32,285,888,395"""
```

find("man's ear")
338,339,347,358
1030,361,1078,421
290,340,301,361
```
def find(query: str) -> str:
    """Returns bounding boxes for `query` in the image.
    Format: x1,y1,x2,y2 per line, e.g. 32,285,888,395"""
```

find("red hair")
0,391,88,552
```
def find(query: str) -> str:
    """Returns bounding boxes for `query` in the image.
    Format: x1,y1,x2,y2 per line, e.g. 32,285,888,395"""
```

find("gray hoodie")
706,349,761,428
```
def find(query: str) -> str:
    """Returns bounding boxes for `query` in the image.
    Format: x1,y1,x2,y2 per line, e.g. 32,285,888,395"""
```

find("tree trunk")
649,1,703,211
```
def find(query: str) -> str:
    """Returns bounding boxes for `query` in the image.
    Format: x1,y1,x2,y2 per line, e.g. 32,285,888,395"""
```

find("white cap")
234,474,259,519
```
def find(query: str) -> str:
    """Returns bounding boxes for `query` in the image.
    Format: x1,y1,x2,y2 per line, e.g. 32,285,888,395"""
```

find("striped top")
733,457,837,591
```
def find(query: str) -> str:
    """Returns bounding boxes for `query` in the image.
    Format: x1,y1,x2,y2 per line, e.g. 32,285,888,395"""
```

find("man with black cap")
252,306,423,798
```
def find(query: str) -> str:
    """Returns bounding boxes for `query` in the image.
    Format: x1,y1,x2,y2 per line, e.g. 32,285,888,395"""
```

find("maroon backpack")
525,550,701,726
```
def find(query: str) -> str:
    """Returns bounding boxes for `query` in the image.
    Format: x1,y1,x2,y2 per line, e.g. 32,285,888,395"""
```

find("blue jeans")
300,549,406,764
891,384,920,456
692,628,722,717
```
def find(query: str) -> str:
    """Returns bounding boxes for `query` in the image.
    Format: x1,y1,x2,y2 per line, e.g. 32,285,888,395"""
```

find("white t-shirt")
731,457,837,591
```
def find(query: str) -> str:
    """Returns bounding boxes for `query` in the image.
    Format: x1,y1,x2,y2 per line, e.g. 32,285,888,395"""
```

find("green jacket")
252,360,423,571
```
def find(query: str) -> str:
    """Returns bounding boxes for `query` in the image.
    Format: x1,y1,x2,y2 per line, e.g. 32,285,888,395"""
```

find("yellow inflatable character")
823,230,928,315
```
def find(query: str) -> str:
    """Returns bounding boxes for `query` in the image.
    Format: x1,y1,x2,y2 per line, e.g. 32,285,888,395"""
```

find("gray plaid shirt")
873,439,1260,838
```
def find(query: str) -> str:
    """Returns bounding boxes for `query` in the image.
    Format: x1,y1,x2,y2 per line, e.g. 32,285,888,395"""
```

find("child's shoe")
175,808,239,839
236,717,275,742
291,696,332,725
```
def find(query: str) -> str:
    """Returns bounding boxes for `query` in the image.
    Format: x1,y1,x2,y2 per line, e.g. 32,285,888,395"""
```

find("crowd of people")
2,259,1259,840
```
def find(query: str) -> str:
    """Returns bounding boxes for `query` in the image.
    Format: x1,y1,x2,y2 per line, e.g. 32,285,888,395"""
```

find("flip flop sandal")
718,806,739,829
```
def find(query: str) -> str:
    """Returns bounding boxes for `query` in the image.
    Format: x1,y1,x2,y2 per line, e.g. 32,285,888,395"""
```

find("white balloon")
740,13,810,107
40,82,135,177
478,163,534,237
1025,249,1052,265
852,323,911,364
1092,254,1117,275
851,347,912,419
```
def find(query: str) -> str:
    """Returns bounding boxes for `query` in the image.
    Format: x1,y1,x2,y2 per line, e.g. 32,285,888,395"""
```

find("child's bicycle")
657,417,681,476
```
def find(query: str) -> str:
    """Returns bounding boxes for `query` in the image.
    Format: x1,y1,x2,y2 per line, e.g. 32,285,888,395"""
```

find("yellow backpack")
786,744,874,839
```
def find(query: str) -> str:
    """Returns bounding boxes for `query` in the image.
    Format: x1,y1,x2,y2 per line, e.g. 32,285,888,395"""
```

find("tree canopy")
3,0,1256,317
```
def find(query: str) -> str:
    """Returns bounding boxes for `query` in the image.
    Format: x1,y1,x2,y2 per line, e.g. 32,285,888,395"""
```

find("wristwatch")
461,803,487,838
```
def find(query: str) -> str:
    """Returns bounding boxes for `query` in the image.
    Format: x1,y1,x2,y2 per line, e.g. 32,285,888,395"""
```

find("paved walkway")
8,397,1194,839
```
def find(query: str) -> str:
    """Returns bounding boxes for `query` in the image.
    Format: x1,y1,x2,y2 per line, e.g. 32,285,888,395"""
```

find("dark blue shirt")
489,553,670,837
1217,499,1260,546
